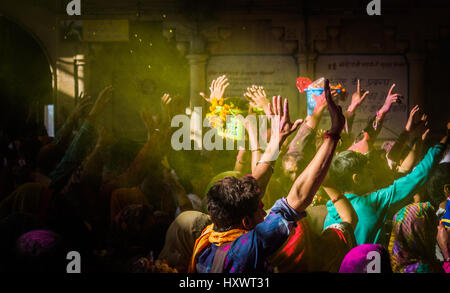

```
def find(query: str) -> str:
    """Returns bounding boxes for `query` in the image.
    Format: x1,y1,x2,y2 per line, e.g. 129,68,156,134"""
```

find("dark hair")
206,176,261,231
425,163,450,208
329,150,369,193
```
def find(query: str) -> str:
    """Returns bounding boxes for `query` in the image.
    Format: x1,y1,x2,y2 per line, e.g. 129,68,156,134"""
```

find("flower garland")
206,98,245,140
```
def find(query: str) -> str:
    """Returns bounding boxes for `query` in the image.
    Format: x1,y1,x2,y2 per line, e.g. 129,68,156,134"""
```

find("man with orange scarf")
189,80,346,273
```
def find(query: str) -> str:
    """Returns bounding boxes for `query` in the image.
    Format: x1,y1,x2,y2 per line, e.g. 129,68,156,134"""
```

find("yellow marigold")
209,105,216,112
211,98,218,106
218,98,224,106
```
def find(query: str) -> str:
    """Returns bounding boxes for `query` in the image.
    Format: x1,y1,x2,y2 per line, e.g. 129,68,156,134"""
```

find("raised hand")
379,83,402,115
405,105,420,132
68,92,93,124
312,91,328,113
160,93,174,121
347,79,369,113
87,85,113,123
161,93,172,106
407,107,430,139
421,128,430,141
244,85,270,115
440,122,450,145
140,107,156,139
267,96,303,143
200,75,230,103
324,79,345,135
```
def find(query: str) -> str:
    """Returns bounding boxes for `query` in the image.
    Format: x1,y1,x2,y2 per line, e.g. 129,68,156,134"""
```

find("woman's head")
339,244,392,273
14,229,65,272
206,176,265,231
388,202,440,273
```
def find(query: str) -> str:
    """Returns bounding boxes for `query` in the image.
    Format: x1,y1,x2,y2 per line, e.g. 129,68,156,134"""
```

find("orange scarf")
188,224,248,273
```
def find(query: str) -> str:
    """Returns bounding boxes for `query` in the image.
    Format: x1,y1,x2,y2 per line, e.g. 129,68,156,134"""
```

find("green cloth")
324,143,445,245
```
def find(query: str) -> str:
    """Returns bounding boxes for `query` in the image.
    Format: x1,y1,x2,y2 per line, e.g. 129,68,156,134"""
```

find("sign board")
315,55,409,141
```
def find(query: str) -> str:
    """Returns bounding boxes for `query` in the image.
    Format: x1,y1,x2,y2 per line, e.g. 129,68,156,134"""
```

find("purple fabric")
16,229,61,257
339,244,391,273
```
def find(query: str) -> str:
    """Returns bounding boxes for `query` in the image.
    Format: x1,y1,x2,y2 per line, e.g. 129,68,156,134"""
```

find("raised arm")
287,79,345,213
50,86,112,191
251,96,303,197
398,111,430,173
373,124,449,210
387,105,421,164
399,125,430,173
79,126,114,189
233,149,250,173
113,106,165,188
286,85,327,157
322,177,358,229
373,83,402,129
54,92,93,148
345,79,369,135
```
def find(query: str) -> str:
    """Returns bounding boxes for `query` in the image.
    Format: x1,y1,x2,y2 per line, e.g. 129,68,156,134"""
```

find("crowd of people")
0,74,449,273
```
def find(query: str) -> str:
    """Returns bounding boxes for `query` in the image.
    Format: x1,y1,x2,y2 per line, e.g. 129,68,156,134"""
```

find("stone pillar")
186,54,209,109
406,52,425,109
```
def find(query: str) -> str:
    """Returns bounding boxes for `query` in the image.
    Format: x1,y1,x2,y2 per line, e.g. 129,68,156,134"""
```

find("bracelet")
237,159,247,165
332,195,344,204
324,131,341,141
376,110,383,119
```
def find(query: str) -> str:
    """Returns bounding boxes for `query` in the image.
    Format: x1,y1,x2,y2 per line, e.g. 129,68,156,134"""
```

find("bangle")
324,131,341,141
376,110,383,119
237,159,247,164
332,195,344,204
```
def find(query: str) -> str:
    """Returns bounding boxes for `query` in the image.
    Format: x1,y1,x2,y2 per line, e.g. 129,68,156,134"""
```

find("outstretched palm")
200,75,230,103
267,96,303,141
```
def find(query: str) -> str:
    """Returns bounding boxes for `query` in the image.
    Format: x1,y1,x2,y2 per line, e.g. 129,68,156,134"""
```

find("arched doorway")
0,15,53,138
